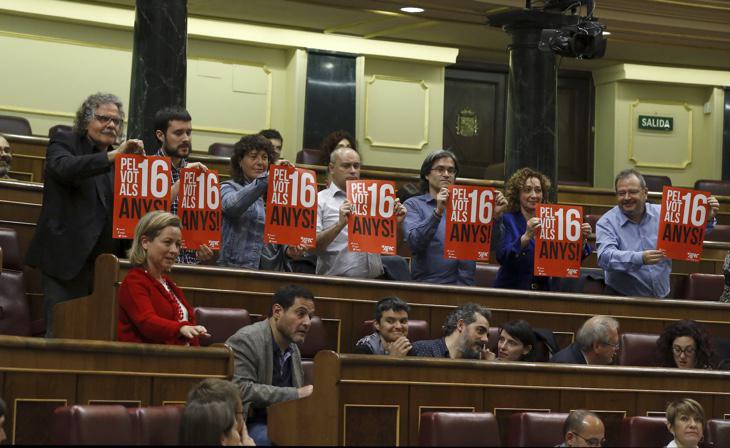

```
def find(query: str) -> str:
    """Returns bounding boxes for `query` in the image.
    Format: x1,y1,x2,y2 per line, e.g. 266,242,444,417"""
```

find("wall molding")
628,99,693,169
364,75,429,150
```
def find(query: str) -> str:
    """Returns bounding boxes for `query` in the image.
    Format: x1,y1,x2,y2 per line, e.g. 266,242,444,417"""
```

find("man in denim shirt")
596,168,719,297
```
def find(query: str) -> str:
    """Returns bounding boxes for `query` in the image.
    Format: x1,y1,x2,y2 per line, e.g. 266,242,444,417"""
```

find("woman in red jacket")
118,211,209,345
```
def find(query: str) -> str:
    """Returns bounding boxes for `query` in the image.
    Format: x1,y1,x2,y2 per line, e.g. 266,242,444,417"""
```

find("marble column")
722,87,730,180
127,0,187,154
488,10,571,201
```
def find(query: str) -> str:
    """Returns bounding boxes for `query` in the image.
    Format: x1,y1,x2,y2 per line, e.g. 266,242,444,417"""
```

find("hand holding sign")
444,185,496,261
534,204,583,278
347,180,397,255
657,186,710,262
264,165,317,248
177,167,221,250
113,154,172,239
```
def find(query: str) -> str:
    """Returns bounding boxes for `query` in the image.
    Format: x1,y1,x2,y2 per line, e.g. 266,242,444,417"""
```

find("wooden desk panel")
53,256,730,353
0,335,233,444
268,351,730,446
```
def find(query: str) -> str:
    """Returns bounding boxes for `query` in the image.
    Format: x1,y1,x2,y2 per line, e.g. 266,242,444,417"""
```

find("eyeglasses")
431,167,456,175
94,114,123,126
571,432,605,447
672,346,697,356
615,189,643,198
601,341,620,350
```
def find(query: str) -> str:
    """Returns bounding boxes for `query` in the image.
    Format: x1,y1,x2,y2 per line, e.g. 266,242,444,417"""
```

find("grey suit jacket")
226,319,303,413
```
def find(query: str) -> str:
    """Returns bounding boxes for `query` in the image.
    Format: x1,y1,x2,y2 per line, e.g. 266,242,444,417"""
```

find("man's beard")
458,333,482,359
164,144,190,159
0,160,9,177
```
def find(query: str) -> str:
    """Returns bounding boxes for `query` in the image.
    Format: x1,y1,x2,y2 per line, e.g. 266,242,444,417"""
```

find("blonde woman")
118,211,208,345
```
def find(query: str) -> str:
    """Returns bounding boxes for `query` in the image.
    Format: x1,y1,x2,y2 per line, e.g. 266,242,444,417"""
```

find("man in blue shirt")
596,168,719,297
404,150,506,285
410,303,494,359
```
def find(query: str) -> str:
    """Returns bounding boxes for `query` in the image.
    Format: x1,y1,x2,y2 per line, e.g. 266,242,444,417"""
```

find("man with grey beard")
409,303,495,360
26,92,145,337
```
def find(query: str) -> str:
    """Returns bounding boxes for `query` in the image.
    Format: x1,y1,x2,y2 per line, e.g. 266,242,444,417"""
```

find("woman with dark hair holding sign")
118,211,209,345
494,168,592,290
218,134,303,270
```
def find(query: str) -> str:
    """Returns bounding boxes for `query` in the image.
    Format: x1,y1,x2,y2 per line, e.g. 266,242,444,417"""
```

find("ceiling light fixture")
400,7,425,13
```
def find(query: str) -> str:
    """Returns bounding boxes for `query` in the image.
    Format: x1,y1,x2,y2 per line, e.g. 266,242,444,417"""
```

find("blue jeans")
247,417,273,446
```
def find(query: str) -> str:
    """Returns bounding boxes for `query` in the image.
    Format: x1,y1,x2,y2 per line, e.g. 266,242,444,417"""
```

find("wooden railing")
52,255,730,354
268,351,730,446
0,335,234,444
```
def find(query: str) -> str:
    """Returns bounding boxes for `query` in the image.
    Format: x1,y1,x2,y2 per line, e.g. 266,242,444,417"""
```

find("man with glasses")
559,410,605,447
596,169,719,297
551,315,620,365
404,150,506,285
26,93,144,337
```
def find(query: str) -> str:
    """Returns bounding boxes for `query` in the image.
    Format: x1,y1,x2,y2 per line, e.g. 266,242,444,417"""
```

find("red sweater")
117,267,199,346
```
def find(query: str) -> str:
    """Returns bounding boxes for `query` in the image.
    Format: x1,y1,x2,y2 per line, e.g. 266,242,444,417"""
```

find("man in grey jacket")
226,284,316,446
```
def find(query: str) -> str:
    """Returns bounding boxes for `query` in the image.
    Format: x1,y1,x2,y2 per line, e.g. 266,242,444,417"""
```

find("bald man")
560,410,605,447
0,136,12,179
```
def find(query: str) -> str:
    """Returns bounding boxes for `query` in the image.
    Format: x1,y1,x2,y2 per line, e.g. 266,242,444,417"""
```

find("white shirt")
316,182,384,278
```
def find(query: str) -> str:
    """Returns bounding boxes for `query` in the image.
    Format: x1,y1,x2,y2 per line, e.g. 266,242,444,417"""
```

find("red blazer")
117,267,199,346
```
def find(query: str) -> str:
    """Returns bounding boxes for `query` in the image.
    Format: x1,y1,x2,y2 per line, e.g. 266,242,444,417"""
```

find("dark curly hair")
230,134,273,183
504,167,551,213
319,130,357,165
656,319,714,369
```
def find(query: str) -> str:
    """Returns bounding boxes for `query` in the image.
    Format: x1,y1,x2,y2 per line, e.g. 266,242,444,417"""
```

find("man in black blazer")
26,93,144,337
550,315,620,365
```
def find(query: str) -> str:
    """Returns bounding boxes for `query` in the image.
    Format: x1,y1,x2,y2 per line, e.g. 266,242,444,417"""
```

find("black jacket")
26,130,115,280
550,342,587,364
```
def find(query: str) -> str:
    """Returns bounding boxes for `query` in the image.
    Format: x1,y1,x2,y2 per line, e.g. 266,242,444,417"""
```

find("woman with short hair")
118,211,208,345
665,398,704,448
496,320,539,361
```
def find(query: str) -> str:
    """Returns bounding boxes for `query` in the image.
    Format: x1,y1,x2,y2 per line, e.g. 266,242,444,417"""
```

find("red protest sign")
113,154,172,239
657,186,710,262
177,168,221,250
534,204,583,278
443,185,496,261
347,180,397,255
264,165,317,248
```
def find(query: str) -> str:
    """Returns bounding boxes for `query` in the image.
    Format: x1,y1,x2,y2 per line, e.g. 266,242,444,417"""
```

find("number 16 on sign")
657,186,710,262
534,204,583,278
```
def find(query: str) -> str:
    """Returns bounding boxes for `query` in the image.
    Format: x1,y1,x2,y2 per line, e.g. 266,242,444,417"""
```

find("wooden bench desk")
268,350,730,446
0,335,233,444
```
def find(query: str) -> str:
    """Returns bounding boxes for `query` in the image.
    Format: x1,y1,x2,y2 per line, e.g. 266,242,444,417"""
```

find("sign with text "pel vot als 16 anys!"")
264,165,317,248
657,186,710,262
347,180,397,255
444,185,496,261
113,154,172,239
534,204,583,278
177,168,221,250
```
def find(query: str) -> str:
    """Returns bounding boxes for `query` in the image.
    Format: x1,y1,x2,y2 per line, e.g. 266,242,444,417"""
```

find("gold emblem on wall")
456,108,478,137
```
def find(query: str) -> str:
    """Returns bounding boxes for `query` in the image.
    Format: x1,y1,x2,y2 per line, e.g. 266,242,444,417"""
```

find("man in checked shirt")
153,106,214,264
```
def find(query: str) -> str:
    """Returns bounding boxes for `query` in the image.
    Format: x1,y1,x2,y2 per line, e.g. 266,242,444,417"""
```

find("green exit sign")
638,115,673,131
